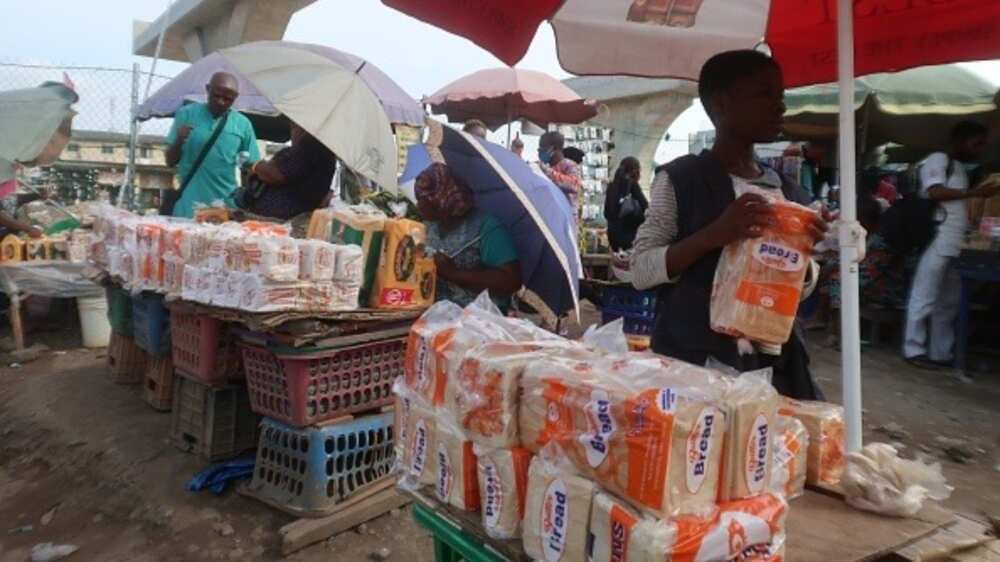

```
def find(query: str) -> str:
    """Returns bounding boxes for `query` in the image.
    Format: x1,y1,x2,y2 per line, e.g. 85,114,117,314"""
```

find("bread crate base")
132,291,171,357
107,333,149,385
170,372,260,462
170,308,242,385
143,356,174,412
242,413,396,518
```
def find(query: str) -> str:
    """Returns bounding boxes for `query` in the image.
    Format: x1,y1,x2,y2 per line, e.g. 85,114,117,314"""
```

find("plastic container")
106,286,133,337
143,356,175,412
240,337,404,427
170,309,242,385
107,332,148,384
132,292,171,356
78,294,112,348
601,285,657,320
171,372,260,462
244,413,396,517
601,310,655,336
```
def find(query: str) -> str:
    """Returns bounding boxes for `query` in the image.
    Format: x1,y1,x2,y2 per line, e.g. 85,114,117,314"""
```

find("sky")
3,0,1000,163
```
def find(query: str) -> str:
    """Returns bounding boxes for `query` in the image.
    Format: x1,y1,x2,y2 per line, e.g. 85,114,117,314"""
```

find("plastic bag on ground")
778,397,846,487
841,443,952,518
434,419,480,511
476,445,532,540
710,198,819,345
30,543,78,562
522,447,595,562
770,414,809,500
717,372,779,502
519,353,727,518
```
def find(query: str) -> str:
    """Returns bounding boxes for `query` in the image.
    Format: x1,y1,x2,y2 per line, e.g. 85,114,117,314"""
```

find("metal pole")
836,0,864,453
123,62,141,210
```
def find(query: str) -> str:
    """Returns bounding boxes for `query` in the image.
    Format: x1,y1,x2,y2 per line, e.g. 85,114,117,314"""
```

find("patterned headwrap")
414,163,475,220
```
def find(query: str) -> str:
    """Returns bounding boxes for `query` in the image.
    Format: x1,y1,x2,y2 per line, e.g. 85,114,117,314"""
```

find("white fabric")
919,152,968,257
904,243,961,361
551,0,770,78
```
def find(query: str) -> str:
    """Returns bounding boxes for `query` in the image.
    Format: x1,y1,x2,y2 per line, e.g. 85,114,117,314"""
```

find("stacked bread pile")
395,294,849,561
91,204,364,312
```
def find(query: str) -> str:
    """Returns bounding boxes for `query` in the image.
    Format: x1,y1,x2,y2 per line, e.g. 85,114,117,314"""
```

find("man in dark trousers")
631,50,827,399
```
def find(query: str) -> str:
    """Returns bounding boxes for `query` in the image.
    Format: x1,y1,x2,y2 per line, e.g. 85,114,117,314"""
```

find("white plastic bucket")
77,295,112,348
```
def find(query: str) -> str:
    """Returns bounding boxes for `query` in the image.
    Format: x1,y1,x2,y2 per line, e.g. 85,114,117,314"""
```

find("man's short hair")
698,50,780,123
539,131,565,150
950,120,989,143
463,119,487,133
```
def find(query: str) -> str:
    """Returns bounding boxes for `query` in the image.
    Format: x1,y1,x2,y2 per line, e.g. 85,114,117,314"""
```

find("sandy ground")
0,304,997,562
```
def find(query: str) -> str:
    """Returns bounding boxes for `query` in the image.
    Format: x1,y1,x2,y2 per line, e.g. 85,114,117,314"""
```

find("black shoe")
904,355,944,370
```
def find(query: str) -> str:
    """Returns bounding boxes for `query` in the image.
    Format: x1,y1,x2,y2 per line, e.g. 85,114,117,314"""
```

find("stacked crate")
133,292,173,410
106,286,147,385
169,307,259,461
239,336,403,517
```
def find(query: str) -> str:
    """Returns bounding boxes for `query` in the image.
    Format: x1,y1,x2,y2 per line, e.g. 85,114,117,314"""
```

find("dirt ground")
0,303,998,562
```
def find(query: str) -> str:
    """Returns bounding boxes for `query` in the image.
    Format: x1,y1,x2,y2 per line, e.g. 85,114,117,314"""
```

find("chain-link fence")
0,61,176,209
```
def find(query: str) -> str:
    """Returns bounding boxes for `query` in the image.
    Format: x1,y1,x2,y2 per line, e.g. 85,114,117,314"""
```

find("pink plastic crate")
170,309,242,385
240,338,404,427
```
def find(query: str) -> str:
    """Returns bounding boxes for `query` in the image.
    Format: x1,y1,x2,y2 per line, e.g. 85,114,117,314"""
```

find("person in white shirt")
903,121,998,369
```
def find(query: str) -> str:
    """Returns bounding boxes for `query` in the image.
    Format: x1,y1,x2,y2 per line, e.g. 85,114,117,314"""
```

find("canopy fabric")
0,82,77,181
424,67,597,130
220,42,399,192
400,120,581,321
783,64,998,152
136,41,424,127
382,0,1000,87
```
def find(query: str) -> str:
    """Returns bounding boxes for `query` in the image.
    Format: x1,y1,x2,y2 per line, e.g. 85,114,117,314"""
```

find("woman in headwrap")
415,163,522,309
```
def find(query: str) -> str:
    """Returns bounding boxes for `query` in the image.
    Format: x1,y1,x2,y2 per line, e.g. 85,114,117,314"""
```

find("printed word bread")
398,396,438,491
523,454,594,562
771,414,809,499
476,446,532,539
434,421,480,511
711,199,819,345
589,492,673,562
778,397,845,487
718,375,779,502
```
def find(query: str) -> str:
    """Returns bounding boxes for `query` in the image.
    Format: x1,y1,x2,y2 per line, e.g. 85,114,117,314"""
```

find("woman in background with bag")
603,156,648,251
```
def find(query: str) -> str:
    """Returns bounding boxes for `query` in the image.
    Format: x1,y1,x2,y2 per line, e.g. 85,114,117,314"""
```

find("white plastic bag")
841,443,952,518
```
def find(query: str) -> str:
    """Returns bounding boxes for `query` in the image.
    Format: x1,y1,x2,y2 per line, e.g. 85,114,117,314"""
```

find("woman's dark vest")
651,151,811,369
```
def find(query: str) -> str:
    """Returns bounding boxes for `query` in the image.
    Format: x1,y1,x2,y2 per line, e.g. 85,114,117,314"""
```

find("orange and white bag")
403,300,463,405
519,354,726,518
778,397,845,487
476,446,532,540
396,392,438,492
522,450,595,562
669,493,787,562
298,239,337,282
434,421,480,512
711,199,819,345
770,414,809,499
717,373,779,502
589,491,676,562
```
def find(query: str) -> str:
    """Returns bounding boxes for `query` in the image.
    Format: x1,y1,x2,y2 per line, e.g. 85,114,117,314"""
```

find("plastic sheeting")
0,262,102,299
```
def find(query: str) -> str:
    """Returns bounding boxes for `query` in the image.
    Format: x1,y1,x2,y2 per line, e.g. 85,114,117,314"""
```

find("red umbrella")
423,67,597,131
382,0,1000,87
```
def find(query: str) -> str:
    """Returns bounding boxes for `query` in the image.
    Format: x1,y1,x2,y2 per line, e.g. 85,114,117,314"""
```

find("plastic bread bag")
434,419,480,512
298,239,337,282
476,445,532,540
581,317,630,355
369,218,428,308
404,300,464,404
668,493,788,561
451,340,591,450
519,353,726,518
522,445,595,562
717,372,780,502
243,235,300,282
181,265,203,303
778,397,846,487
333,244,365,285
710,197,820,345
238,275,301,312
396,390,439,492
840,443,952,518
589,491,677,562
393,379,416,464
770,414,808,500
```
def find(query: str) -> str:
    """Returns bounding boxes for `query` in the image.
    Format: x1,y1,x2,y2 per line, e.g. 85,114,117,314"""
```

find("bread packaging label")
770,414,808,499
397,395,438,490
435,422,480,511
778,397,845,486
523,456,594,562
718,375,779,502
477,447,532,539
370,218,434,309
589,492,673,562
710,199,819,345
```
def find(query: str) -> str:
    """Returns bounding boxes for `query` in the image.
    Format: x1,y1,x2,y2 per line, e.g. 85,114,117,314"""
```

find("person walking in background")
510,134,525,159
164,72,260,218
903,121,999,369
462,119,488,139
537,131,583,217
603,156,648,251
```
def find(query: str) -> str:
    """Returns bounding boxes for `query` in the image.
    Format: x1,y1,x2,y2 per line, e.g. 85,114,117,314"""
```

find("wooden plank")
897,514,1000,561
9,292,24,351
786,491,955,562
279,485,409,556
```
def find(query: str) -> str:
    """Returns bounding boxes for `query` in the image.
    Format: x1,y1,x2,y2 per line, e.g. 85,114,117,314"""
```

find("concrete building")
58,130,174,191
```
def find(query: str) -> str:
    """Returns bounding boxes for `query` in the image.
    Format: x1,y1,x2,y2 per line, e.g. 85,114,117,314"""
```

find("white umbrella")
220,42,399,193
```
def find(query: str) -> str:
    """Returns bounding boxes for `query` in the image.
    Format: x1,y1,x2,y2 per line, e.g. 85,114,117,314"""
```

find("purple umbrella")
135,41,424,127
400,120,581,321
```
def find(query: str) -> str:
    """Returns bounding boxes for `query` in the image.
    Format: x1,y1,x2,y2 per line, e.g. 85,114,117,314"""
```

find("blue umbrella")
401,120,581,321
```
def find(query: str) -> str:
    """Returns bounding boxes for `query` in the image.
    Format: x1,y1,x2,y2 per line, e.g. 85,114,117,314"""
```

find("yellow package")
370,219,435,308
1,234,26,262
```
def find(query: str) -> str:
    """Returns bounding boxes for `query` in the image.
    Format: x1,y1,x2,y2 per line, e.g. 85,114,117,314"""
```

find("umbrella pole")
836,0,864,454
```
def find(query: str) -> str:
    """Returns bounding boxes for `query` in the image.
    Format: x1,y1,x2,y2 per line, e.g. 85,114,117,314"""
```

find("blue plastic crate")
132,292,171,357
601,285,657,320
245,413,396,517
601,310,655,337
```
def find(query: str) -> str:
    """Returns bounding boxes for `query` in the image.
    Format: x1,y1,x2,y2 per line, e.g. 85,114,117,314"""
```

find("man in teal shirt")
165,72,260,218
